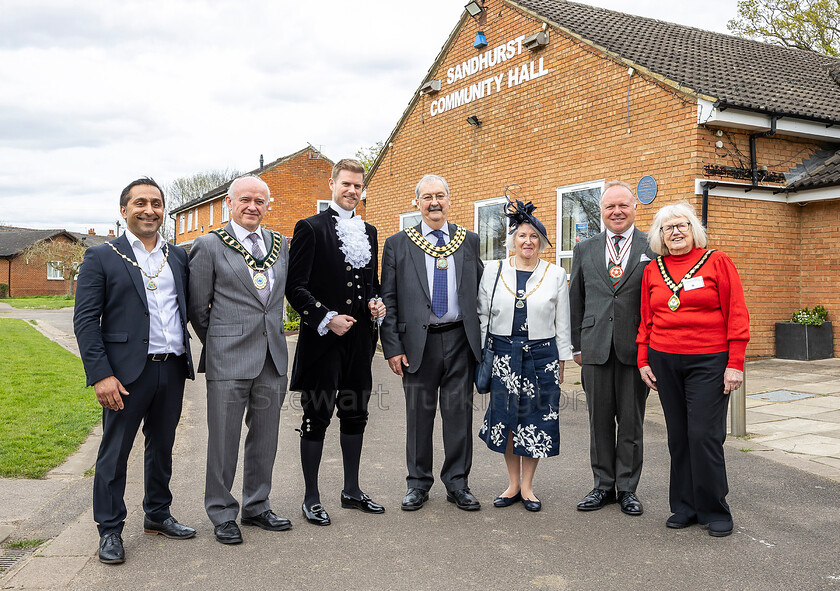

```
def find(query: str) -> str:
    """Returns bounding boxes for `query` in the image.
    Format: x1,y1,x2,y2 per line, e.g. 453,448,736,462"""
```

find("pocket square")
640,254,652,262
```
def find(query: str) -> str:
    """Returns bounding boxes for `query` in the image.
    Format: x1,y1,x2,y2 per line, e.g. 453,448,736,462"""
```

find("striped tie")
608,235,622,289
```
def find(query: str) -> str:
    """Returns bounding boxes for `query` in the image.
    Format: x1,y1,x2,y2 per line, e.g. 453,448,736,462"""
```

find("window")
46,261,62,280
222,199,230,222
209,203,214,226
474,197,508,261
187,210,193,232
317,200,331,213
556,180,604,274
179,214,185,234
399,211,422,230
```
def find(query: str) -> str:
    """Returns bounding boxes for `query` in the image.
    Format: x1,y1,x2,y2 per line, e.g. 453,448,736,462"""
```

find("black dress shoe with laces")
98,532,125,564
341,491,385,514
302,502,331,526
214,520,243,544
241,510,292,531
576,488,616,511
617,491,644,516
401,488,429,511
143,516,196,539
446,488,481,511
493,492,522,508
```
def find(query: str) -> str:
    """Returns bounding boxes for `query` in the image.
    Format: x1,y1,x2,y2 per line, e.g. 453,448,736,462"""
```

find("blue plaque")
637,176,657,204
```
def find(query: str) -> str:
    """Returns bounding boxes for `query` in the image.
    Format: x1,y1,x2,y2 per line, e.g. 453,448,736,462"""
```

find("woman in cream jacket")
478,201,573,512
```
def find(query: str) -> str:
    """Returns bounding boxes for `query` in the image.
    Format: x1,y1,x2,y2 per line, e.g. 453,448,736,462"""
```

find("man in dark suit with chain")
286,158,386,526
74,177,196,565
380,174,484,512
569,180,654,516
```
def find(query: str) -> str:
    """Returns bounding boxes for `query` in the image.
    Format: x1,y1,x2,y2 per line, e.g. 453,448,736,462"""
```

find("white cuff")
317,310,337,336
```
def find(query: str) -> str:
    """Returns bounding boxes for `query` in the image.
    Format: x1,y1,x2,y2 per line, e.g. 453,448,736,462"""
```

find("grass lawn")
0,318,100,478
2,295,75,309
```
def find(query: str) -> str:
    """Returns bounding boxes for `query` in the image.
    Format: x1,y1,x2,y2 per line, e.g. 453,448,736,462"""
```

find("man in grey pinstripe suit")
189,175,290,544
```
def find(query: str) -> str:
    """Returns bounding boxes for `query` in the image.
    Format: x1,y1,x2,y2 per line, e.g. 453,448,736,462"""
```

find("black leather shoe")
708,520,734,537
302,502,331,526
576,488,616,511
341,491,385,514
98,532,125,564
521,498,542,512
241,510,292,531
666,513,698,529
617,491,644,516
214,520,243,544
493,492,522,508
446,488,481,511
401,488,429,511
143,516,196,539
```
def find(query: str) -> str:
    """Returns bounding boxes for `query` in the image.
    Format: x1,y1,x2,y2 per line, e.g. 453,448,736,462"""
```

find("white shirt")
123,229,185,356
605,225,635,272
421,221,461,323
229,220,275,290
329,200,354,219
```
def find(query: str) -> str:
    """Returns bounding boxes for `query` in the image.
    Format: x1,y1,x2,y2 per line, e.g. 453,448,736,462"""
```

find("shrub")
0,283,8,298
284,320,300,332
791,305,829,326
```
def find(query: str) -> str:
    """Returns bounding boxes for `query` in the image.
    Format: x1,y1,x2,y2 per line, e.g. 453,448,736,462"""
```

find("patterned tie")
248,233,271,306
608,235,622,289
430,229,448,318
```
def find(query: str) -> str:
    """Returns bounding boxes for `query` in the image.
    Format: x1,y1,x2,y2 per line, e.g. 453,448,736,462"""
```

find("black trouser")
649,348,731,524
299,322,373,441
94,355,187,536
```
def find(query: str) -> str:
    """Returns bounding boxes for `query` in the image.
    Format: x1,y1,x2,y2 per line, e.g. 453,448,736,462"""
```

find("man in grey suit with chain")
380,174,483,512
569,180,654,516
188,175,290,544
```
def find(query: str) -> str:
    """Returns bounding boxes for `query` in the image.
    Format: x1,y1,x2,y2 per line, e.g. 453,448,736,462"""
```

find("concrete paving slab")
745,397,775,409
3,556,90,589
745,410,788,424
759,434,840,457
0,526,13,544
750,402,838,418
776,372,839,383
797,380,840,395
0,478,73,524
811,456,840,470
817,428,840,440
798,394,840,409
749,417,840,439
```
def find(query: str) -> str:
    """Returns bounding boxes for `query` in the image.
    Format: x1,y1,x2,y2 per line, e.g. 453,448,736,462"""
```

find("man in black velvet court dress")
286,158,386,526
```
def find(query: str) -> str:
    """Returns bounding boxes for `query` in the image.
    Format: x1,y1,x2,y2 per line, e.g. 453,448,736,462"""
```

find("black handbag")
474,262,503,394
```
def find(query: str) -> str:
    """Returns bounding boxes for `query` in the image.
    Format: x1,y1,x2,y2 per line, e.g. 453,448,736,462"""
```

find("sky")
0,0,738,235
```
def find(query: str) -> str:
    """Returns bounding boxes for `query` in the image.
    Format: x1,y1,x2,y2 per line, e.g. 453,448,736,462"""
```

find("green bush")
284,320,300,332
286,304,300,323
0,283,8,298
791,305,829,326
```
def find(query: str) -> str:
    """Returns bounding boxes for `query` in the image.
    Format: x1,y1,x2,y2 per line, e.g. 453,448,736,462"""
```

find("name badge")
683,276,704,291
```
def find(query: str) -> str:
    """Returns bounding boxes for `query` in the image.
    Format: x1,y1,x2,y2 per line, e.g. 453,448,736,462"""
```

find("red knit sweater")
636,248,750,371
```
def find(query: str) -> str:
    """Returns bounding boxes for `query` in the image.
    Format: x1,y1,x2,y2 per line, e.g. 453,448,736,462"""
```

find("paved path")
1,305,839,589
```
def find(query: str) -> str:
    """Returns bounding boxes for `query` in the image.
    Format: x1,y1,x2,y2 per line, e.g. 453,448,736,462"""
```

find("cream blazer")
478,258,573,360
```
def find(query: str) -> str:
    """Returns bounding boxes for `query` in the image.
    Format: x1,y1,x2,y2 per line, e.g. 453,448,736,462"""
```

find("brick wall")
364,0,840,359
800,200,840,353
6,235,78,297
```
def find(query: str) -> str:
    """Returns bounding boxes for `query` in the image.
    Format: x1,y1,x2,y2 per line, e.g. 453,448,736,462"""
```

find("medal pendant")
146,279,157,291
668,294,680,311
609,266,623,279
253,272,268,290
515,300,525,309
436,257,448,270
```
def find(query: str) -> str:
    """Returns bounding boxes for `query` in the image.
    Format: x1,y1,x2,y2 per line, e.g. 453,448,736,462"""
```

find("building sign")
637,175,657,204
430,34,550,117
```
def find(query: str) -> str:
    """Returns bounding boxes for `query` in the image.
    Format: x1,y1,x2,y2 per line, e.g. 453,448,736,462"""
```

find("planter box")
775,322,833,360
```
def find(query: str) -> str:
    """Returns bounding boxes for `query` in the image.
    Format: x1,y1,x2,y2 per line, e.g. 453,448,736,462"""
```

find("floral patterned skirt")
478,336,562,458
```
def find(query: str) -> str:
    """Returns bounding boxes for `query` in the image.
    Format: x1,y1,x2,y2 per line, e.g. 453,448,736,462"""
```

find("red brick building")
363,0,840,359
171,146,337,246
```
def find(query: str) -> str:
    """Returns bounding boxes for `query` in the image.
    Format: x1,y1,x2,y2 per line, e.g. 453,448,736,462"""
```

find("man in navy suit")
74,177,196,565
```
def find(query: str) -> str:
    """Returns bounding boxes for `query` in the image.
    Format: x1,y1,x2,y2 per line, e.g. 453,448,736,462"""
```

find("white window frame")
187,210,193,232
317,200,331,214
222,198,230,222
399,211,422,230
473,196,508,262
179,214,185,234
209,203,214,226
556,180,605,271
46,261,63,280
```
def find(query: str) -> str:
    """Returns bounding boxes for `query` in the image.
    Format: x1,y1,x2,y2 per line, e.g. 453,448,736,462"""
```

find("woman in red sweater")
637,201,749,538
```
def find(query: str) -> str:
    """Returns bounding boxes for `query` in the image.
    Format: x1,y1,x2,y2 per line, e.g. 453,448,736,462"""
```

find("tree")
161,168,241,239
727,0,840,56
355,141,385,173
23,236,88,296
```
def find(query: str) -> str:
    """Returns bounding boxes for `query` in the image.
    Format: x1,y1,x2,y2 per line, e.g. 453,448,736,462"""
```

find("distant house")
171,146,338,246
0,227,114,297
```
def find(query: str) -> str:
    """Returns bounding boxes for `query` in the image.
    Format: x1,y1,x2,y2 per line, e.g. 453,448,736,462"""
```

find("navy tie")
431,230,448,318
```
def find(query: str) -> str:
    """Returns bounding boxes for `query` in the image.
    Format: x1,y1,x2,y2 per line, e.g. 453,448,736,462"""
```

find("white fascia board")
697,98,840,142
694,178,839,203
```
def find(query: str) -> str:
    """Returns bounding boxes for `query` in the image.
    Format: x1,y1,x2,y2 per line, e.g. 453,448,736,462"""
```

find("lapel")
615,227,646,292
221,222,264,303
113,234,148,311
590,231,612,290
450,222,465,290
408,223,431,301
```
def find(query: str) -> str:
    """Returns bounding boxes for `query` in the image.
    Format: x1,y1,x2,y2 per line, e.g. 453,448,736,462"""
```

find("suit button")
347,282,353,287
263,331,268,336
422,325,427,330
355,275,359,279
426,304,430,309
346,299,352,304
356,285,361,289
358,295,362,299
142,339,148,343
609,317,613,321
346,265,352,271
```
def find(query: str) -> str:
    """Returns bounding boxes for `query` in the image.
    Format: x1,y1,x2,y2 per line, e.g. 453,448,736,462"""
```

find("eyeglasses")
419,193,448,202
661,222,691,235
